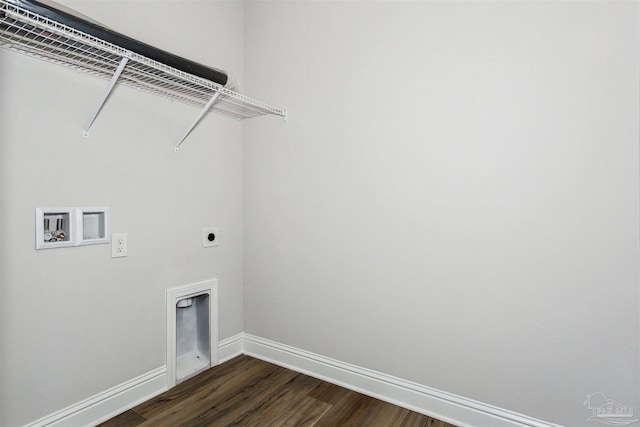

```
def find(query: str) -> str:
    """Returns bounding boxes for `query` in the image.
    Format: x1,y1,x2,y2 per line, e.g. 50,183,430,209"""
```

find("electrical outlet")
203,227,219,247
112,233,128,258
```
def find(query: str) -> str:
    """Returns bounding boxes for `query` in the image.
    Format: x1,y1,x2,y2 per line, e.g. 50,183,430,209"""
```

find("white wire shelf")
0,0,286,151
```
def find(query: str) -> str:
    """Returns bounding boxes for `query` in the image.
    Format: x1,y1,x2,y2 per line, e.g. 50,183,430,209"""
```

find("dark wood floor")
99,355,457,427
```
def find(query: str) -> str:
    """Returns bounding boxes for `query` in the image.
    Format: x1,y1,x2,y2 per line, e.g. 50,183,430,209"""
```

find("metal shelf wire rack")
0,0,286,151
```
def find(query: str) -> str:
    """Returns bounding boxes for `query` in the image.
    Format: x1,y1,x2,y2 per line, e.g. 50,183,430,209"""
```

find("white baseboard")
218,332,245,363
242,334,563,427
24,367,167,427
23,333,245,427
24,333,562,427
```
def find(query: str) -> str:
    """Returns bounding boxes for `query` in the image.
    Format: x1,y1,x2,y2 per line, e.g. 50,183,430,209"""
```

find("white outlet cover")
203,227,219,247
112,233,128,258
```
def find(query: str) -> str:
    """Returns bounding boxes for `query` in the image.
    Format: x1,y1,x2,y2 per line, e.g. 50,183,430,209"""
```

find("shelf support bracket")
82,56,129,138
174,91,222,153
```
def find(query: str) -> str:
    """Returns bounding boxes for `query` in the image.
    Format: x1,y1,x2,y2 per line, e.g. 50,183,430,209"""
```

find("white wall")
243,2,639,426
0,1,245,426
2,1,638,426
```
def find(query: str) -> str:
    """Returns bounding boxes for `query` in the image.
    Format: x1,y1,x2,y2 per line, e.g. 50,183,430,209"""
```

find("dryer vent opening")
166,279,218,388
176,294,210,382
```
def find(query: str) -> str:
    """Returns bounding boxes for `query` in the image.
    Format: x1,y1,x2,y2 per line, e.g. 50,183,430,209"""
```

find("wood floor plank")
399,412,444,427
398,412,460,427
275,395,332,426
99,356,458,427
138,362,293,426
133,355,257,419
313,391,376,426
307,380,352,405
225,373,330,426
98,410,146,427
398,411,434,427
355,398,411,427
165,366,299,427
136,360,278,426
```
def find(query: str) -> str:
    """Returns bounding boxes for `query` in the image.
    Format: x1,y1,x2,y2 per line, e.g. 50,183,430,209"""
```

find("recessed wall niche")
36,207,110,249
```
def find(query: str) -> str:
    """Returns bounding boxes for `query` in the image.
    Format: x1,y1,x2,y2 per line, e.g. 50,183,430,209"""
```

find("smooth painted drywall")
243,2,639,426
0,1,245,425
